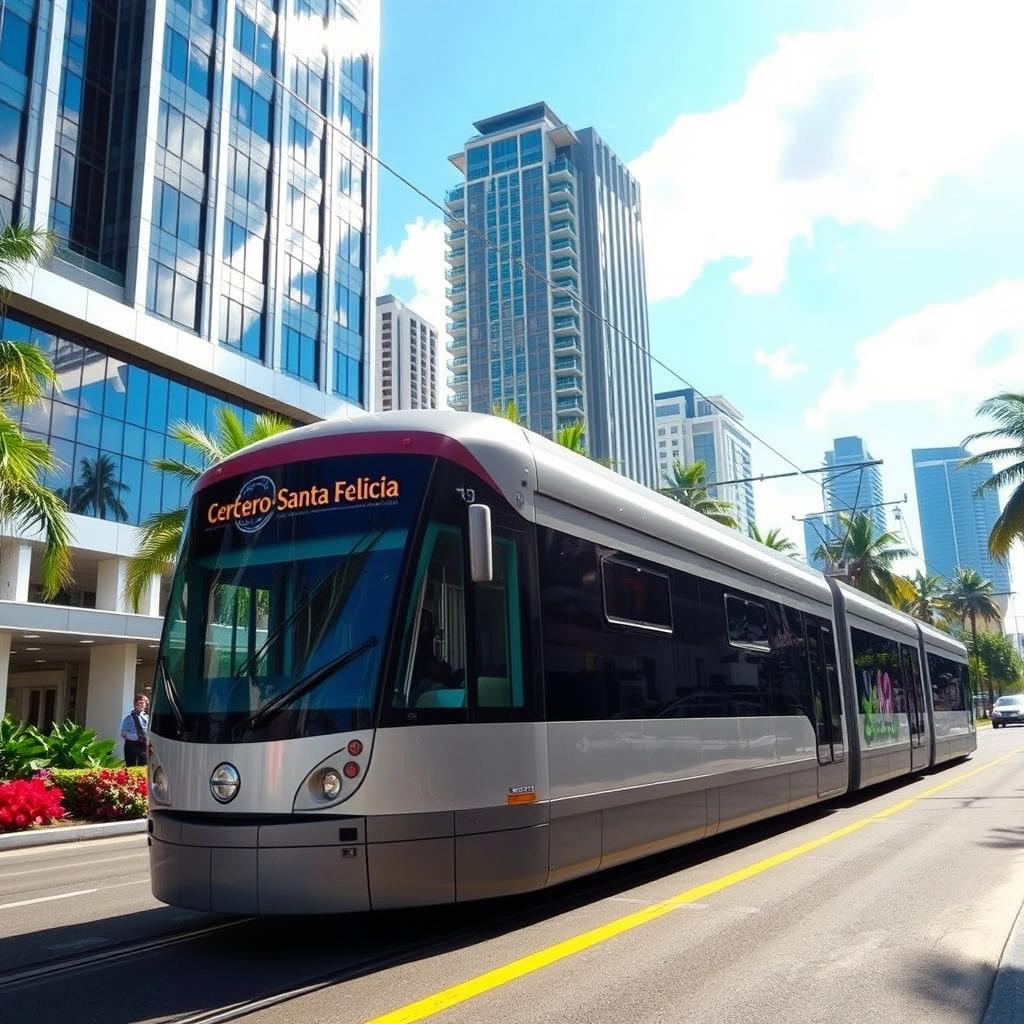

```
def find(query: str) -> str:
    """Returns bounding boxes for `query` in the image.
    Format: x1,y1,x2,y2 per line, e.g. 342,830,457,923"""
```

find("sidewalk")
984,899,1024,1023
0,818,147,852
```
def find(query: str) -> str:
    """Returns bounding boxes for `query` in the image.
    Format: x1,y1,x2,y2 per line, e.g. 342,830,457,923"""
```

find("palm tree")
749,524,798,557
942,567,1001,711
490,400,522,425
555,419,586,456
961,393,1024,559
125,407,292,608
813,512,914,606
901,570,946,625
65,454,129,521
0,224,72,599
661,459,738,529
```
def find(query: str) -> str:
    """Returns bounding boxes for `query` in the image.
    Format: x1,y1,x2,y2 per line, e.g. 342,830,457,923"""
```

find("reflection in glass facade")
4,307,265,527
0,0,35,225
50,0,144,281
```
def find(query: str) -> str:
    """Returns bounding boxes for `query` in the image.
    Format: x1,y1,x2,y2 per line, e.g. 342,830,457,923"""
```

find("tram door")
807,620,847,796
901,643,930,772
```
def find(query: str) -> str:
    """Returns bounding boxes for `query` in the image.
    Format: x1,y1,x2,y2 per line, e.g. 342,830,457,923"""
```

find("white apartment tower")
654,388,756,534
375,295,438,410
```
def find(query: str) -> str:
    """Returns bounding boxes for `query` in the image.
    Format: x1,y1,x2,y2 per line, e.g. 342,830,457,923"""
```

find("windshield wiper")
155,655,185,736
237,635,379,737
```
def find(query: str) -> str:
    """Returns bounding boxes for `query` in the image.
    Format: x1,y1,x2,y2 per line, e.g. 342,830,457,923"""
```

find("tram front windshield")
152,453,431,743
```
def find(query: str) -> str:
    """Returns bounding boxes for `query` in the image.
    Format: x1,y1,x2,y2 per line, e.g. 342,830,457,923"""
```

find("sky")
372,0,1024,623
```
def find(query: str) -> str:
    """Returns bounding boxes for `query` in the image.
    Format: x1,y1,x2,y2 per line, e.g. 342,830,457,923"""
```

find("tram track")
0,918,253,991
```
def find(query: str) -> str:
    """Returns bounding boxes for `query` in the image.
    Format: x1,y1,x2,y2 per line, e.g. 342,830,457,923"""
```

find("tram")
147,411,975,914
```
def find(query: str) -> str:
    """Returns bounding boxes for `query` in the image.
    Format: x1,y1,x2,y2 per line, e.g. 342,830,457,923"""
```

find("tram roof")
203,410,834,606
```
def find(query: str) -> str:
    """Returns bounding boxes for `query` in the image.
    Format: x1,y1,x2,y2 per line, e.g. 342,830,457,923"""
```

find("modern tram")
147,411,975,914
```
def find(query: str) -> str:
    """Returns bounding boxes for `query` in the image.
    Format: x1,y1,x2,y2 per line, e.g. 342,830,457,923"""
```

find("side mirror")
467,503,493,582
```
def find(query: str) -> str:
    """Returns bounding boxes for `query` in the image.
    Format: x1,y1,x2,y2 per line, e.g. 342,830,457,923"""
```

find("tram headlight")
320,768,343,800
149,751,170,805
210,762,241,804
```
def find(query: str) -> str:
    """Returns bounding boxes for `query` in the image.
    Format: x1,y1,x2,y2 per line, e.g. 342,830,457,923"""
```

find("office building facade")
0,0,378,741
803,436,884,569
912,447,1011,597
654,389,756,535
445,103,656,486
375,294,438,411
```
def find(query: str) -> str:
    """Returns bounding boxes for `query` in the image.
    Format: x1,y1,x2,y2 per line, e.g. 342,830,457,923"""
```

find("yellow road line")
365,747,1022,1024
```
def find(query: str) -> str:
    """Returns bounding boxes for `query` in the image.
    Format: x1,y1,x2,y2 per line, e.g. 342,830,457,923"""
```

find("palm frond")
0,223,54,294
0,475,72,599
245,412,292,446
124,507,186,610
150,457,204,485
215,406,248,454
169,420,223,465
0,340,58,407
988,481,1024,561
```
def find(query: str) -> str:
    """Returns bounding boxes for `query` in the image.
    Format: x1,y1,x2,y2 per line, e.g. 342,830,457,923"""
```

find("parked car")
992,695,1024,728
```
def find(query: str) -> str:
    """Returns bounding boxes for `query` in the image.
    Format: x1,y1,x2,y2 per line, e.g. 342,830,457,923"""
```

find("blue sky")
373,0,1024,605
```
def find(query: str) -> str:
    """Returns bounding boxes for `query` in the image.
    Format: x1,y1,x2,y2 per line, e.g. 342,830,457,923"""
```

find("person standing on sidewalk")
120,695,149,767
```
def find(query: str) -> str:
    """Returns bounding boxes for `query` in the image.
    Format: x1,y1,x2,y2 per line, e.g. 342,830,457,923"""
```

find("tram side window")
602,558,672,632
725,595,770,652
392,523,468,712
901,643,926,735
471,533,525,710
851,628,906,715
928,653,968,711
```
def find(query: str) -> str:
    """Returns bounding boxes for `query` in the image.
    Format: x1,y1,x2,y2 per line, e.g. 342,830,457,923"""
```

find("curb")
0,818,147,851
984,899,1024,1023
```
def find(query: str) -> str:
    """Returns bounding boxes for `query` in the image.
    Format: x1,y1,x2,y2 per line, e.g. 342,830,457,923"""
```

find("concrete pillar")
138,572,162,618
96,557,128,612
0,543,32,603
0,633,11,720
96,557,161,616
85,643,139,746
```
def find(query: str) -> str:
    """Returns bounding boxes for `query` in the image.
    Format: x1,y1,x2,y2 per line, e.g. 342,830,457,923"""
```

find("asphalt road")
2,727,1022,1024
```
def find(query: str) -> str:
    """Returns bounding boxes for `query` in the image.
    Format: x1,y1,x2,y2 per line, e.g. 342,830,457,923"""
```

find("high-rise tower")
445,103,656,486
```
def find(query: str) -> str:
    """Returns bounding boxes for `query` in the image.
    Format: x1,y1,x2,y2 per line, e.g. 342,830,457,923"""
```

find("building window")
163,26,209,97
519,129,542,166
220,297,263,360
0,9,31,73
490,137,517,173
231,78,271,140
152,180,202,248
158,100,206,171
223,219,264,282
233,10,274,73
146,258,198,330
467,145,489,181
283,326,318,383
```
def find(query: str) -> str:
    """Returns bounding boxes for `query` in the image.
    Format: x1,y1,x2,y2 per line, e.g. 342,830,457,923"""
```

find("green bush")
43,721,120,769
0,717,122,780
45,768,148,820
0,717,49,779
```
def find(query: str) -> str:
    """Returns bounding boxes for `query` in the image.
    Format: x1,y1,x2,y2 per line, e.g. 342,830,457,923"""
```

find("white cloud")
803,280,1024,430
630,1,1024,301
754,344,807,380
375,216,447,341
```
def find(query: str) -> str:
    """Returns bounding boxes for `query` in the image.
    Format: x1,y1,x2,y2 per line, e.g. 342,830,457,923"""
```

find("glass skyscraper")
912,447,1011,594
803,436,884,569
0,0,378,742
445,103,656,487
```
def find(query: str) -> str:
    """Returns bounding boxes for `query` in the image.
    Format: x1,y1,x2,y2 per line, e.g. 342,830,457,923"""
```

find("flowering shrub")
57,768,148,821
0,777,65,833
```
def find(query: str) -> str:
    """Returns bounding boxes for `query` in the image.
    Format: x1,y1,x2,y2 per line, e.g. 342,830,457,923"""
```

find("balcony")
445,264,466,282
549,158,576,181
446,337,467,353
555,375,583,395
553,314,580,334
548,199,576,216
447,319,467,336
448,300,467,314
445,185,464,206
556,394,584,412
550,236,577,254
446,284,466,298
444,212,465,229
549,216,576,240
552,294,578,312
445,246,465,265
553,334,582,353
554,355,582,372
549,180,575,198
447,228,466,243
448,373,468,388
447,354,468,370
450,391,468,407
551,255,578,273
